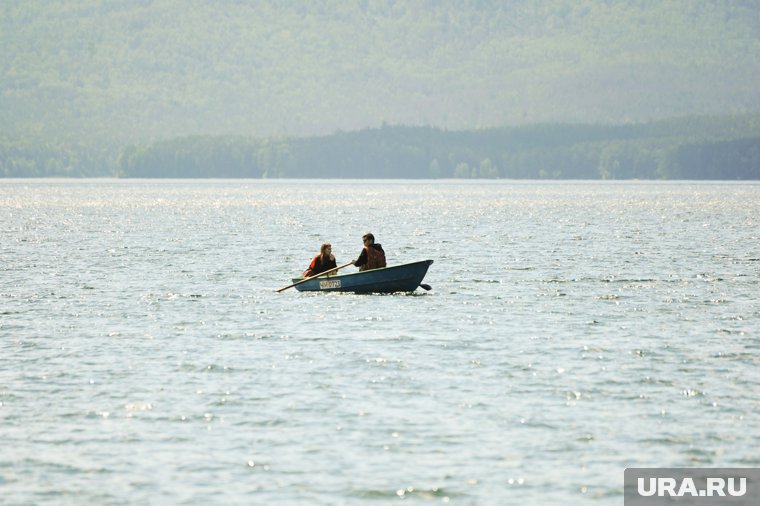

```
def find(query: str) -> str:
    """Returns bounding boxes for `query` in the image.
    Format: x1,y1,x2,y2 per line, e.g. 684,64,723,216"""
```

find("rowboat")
292,259,434,293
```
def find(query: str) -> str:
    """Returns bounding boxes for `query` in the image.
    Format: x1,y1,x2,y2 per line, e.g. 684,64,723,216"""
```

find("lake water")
1,179,758,505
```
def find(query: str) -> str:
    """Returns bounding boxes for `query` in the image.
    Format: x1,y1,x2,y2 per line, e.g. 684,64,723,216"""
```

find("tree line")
2,116,759,179
0,137,118,177
117,116,760,179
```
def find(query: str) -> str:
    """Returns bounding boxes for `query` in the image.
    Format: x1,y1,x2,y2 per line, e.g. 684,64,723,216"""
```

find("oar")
276,261,354,293
419,283,432,291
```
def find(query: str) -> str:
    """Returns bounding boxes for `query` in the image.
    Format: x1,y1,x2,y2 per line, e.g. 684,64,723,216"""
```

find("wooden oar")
276,261,354,292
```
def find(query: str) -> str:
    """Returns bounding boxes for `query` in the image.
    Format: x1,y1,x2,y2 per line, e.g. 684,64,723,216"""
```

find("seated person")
303,242,337,277
353,232,386,271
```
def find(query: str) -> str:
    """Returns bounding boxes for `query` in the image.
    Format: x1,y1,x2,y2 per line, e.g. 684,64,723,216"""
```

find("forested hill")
2,115,759,179
2,0,760,147
116,115,760,180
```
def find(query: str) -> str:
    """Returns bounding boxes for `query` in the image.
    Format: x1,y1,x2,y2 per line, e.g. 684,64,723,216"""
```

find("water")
1,179,758,505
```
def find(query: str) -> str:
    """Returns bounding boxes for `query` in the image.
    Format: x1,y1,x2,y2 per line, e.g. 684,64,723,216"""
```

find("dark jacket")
354,244,386,271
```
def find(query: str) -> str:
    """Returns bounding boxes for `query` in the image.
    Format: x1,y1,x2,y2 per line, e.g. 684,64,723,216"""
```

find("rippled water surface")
1,180,758,504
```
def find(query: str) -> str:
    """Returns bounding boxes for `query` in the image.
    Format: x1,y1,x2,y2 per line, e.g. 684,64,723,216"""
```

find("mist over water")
1,180,758,504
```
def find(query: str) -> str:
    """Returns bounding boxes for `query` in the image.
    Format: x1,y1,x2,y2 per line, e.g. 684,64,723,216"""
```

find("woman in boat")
303,242,338,277
353,232,386,271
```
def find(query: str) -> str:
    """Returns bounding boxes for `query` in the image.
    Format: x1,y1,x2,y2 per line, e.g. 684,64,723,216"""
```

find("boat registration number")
319,279,341,289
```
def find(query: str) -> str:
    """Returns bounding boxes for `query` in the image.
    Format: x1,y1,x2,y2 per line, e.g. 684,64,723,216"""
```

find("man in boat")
353,232,386,271
302,242,337,277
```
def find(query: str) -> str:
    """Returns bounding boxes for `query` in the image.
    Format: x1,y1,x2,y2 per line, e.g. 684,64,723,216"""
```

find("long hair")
319,242,332,260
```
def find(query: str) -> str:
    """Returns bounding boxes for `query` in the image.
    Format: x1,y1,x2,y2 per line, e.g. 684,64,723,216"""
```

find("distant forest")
2,1,759,144
2,115,759,179
3,2,760,180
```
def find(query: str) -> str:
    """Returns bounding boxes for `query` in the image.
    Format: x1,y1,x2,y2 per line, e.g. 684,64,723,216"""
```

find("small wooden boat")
292,259,434,293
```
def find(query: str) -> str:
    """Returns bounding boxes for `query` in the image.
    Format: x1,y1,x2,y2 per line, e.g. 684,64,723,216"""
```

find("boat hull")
293,260,433,293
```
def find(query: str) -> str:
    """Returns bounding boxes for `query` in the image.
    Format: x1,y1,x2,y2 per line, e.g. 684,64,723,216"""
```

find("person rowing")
352,232,386,271
302,242,337,277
